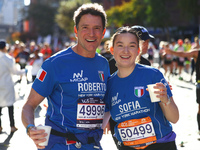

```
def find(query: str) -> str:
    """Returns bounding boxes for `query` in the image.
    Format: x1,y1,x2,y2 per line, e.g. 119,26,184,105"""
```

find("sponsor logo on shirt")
134,86,144,97
70,70,88,82
112,93,121,106
36,68,47,82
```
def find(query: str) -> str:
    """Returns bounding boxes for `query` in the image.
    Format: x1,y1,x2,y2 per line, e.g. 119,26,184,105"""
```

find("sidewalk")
0,70,199,150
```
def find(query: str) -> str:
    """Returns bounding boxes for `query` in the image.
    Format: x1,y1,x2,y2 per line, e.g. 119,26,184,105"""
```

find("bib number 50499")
119,123,155,141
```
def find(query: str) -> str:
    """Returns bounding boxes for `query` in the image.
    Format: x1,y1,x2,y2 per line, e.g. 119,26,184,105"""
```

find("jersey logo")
37,68,47,82
134,86,144,97
73,70,83,78
98,71,104,82
70,70,88,82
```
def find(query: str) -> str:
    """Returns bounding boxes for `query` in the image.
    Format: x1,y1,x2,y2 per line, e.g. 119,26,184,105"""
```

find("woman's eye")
118,45,123,47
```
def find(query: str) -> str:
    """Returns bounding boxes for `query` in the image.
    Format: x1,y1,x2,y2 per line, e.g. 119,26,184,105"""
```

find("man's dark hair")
73,3,107,30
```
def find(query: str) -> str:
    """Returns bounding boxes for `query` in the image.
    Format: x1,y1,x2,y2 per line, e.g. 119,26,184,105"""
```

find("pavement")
0,64,199,150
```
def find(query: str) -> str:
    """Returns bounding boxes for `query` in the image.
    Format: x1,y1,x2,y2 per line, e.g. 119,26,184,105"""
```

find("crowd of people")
2,30,199,86
157,37,199,82
4,40,76,83
0,2,200,150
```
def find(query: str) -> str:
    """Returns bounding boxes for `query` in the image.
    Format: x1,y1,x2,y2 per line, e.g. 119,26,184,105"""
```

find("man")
0,40,26,133
165,46,200,135
173,39,186,80
21,3,110,150
107,25,155,147
133,25,155,66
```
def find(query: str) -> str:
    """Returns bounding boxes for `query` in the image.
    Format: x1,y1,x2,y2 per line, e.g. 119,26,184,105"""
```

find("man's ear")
74,26,77,37
110,46,114,55
102,28,106,39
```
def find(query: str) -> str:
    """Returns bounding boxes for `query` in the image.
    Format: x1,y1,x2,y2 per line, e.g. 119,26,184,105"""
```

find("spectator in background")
29,47,44,82
101,40,112,61
169,39,177,75
134,25,155,66
147,40,155,64
162,42,173,78
9,40,20,58
40,42,53,60
174,39,186,80
15,42,30,84
0,40,26,133
29,41,37,54
158,41,165,69
165,44,200,139
191,37,200,82
183,38,192,73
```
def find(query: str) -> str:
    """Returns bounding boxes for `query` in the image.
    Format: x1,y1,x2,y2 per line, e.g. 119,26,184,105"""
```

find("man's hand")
28,127,47,149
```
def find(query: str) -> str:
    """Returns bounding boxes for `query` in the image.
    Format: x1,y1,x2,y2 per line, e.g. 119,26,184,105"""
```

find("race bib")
76,97,105,130
118,117,156,148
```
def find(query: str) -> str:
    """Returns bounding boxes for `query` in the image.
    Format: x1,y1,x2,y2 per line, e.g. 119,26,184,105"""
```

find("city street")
0,66,199,150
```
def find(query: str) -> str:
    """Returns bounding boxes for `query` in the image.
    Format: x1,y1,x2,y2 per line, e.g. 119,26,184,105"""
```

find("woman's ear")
110,47,114,55
74,26,78,37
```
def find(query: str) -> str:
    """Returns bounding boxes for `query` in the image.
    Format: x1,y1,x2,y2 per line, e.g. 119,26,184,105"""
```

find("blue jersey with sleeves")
32,47,110,134
104,64,174,143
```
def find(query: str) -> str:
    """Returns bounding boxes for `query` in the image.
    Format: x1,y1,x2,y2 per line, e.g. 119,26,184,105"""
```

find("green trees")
55,0,91,36
23,0,200,40
27,3,56,36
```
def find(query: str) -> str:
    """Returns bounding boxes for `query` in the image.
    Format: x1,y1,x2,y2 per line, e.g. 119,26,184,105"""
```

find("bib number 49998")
78,104,105,117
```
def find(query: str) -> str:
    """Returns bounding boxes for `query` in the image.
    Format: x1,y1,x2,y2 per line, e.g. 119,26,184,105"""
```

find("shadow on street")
0,132,15,150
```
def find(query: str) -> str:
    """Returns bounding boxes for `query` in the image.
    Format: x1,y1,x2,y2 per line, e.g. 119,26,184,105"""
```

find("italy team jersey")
104,64,173,145
32,47,110,134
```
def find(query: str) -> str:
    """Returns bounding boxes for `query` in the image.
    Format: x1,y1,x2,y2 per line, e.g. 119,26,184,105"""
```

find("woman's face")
113,33,139,69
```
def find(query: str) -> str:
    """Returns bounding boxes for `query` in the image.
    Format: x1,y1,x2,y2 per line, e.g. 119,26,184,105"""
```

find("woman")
102,27,179,150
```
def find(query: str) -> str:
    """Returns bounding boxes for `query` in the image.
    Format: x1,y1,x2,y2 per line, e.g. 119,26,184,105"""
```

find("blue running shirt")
33,47,110,134
104,64,174,146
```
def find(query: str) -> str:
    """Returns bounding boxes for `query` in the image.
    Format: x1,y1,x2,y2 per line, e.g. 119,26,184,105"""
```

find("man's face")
139,39,149,54
75,14,105,58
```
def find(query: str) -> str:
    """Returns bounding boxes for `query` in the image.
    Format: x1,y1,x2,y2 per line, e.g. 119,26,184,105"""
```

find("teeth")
121,56,129,58
86,39,95,42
